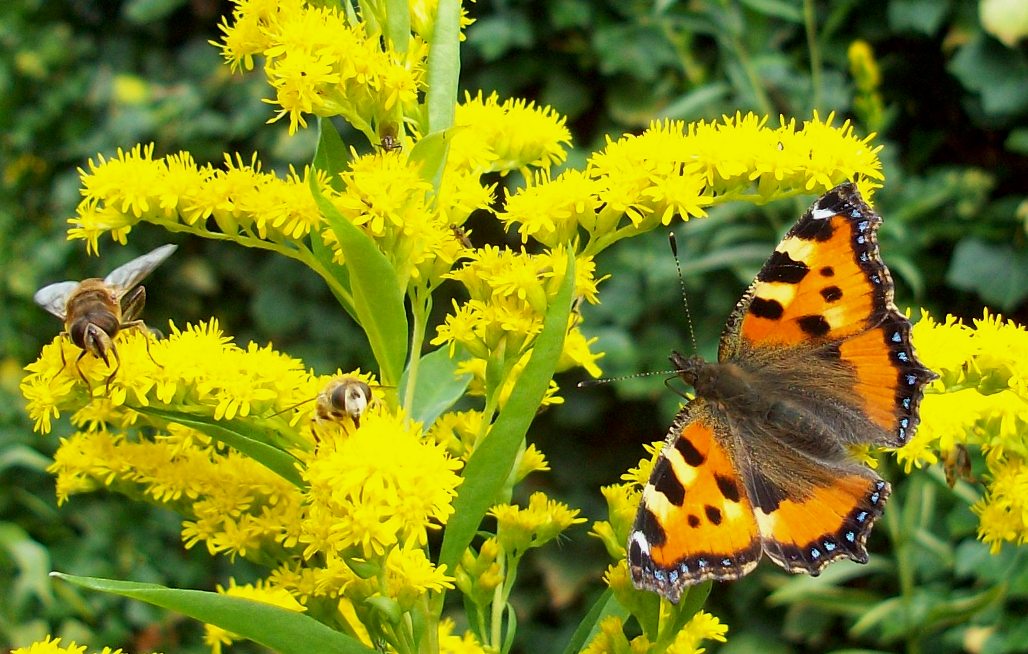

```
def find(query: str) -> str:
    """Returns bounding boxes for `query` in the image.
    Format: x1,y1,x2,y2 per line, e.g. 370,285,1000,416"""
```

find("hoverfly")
315,376,373,429
34,244,178,389
271,375,376,446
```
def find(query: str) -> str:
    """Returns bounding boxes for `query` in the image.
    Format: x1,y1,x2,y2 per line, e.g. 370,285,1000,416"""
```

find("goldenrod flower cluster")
500,111,883,256
216,0,426,135
10,636,155,654
581,612,728,654
899,310,1028,552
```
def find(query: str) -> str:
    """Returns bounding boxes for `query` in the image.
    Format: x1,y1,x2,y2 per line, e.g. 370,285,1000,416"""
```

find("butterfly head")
670,351,715,394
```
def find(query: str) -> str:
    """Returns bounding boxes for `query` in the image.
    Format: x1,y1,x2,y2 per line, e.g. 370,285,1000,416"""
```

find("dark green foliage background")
1,0,1025,652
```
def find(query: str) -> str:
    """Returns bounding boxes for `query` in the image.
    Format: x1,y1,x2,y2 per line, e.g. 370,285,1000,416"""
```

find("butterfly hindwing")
628,402,761,603
743,457,890,574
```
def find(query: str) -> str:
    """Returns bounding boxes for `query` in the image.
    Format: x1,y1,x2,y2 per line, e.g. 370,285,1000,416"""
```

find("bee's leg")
103,345,122,394
54,333,71,380
122,319,161,367
120,286,147,322
74,349,93,394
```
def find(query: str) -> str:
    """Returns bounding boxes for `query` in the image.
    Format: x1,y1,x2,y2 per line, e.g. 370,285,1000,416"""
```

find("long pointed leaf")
425,0,461,132
561,590,627,654
309,176,408,386
400,345,472,427
314,118,350,184
408,126,465,194
384,0,411,53
439,255,575,570
52,573,375,654
135,407,303,487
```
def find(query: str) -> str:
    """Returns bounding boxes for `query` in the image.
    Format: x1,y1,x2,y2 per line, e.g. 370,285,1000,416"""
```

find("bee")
34,244,178,389
315,376,373,429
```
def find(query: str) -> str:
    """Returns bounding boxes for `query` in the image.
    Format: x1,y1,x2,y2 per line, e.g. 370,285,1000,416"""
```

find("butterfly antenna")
578,369,678,388
669,233,699,355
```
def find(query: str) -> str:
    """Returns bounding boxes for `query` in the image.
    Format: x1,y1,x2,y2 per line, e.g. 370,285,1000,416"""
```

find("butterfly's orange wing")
628,403,761,603
723,183,937,446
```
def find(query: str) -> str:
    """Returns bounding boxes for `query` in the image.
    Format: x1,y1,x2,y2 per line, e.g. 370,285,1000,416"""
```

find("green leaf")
666,581,712,637
949,34,1028,116
309,227,359,323
659,82,732,120
384,0,411,54
425,0,461,132
561,590,627,654
52,573,375,654
313,118,350,185
946,238,1028,311
438,255,575,571
134,407,304,487
738,0,803,23
408,126,464,193
1006,128,1028,155
309,176,409,386
399,346,472,427
887,0,948,34
0,523,54,609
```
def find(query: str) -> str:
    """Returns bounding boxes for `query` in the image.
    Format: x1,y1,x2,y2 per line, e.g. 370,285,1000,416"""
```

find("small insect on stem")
34,244,178,393
378,121,402,152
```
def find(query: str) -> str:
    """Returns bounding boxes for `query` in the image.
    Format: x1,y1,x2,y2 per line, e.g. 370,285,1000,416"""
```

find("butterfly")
628,182,938,603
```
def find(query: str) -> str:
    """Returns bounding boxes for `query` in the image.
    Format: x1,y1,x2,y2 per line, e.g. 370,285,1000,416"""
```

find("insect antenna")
577,368,685,389
668,232,699,355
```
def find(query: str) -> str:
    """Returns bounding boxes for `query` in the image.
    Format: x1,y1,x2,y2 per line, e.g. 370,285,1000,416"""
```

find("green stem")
803,0,823,112
417,594,438,654
403,286,430,414
885,477,921,654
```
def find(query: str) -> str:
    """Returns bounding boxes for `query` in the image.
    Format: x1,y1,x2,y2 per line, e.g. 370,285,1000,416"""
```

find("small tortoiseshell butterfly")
628,182,937,602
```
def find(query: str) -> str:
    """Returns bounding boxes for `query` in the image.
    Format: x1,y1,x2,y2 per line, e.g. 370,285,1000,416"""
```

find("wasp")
34,244,178,389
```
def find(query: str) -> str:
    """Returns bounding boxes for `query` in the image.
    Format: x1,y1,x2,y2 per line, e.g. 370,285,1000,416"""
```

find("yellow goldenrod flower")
580,615,634,654
898,310,1028,553
383,541,456,610
438,618,488,654
666,611,729,654
10,637,145,654
69,146,328,255
489,491,585,557
456,537,503,608
975,458,1028,553
450,91,572,177
301,409,462,559
203,578,305,654
216,0,425,134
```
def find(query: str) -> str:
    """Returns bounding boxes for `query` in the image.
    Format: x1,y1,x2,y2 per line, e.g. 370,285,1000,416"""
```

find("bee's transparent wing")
34,281,80,319
104,244,178,291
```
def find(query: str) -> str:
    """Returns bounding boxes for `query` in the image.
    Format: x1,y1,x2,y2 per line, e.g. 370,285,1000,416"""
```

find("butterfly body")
628,184,937,602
